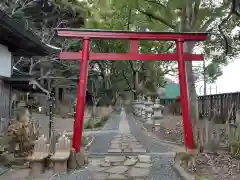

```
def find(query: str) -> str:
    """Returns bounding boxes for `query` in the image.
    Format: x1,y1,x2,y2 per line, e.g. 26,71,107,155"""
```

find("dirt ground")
33,113,75,136
151,115,240,180
157,115,182,129
153,115,184,145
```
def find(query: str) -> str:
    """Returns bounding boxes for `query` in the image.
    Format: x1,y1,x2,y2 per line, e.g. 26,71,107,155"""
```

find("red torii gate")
56,29,208,153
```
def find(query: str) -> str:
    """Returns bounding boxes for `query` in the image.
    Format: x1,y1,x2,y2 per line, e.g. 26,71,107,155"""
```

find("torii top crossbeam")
56,28,208,153
57,28,207,40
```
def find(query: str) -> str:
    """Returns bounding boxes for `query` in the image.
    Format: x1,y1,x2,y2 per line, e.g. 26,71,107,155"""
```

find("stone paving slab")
108,134,148,153
87,155,181,180
88,155,152,179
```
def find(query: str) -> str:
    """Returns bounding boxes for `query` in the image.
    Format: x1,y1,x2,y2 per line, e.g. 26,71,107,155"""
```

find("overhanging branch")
122,72,134,92
138,9,175,30
218,7,233,55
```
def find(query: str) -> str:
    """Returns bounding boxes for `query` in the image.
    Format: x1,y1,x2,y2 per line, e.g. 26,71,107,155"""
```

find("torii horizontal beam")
59,52,204,61
56,28,207,41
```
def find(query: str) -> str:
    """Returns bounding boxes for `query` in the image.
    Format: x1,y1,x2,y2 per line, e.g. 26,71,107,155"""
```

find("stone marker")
51,134,71,173
27,135,49,176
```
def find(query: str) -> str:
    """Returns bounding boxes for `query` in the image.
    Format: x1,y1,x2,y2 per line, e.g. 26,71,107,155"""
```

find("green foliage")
84,115,110,129
67,0,173,100
88,0,240,84
229,139,240,158
4,0,239,103
1,0,87,37
195,176,210,180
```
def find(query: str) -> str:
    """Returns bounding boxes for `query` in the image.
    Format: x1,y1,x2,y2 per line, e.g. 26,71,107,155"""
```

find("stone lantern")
132,100,137,115
144,96,154,121
141,96,146,118
152,97,163,126
135,96,141,116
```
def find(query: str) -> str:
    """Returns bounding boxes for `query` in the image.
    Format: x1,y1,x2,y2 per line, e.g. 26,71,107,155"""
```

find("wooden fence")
194,121,240,150
161,92,240,121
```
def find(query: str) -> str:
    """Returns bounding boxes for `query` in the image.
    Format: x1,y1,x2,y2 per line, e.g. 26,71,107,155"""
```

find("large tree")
87,0,240,124
0,0,87,97
81,0,174,100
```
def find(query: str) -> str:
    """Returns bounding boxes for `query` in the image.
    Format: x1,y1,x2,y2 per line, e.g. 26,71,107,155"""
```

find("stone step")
88,152,175,157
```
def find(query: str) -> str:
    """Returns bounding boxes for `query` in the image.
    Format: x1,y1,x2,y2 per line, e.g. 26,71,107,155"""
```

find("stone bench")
27,135,49,176
50,134,71,173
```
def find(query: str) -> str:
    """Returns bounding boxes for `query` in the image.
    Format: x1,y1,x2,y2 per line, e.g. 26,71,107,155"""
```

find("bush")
84,115,110,129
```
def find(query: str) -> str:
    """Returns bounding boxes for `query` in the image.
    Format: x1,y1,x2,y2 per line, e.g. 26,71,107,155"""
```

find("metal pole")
72,38,90,152
203,60,207,96
48,82,55,153
176,40,195,150
49,93,53,139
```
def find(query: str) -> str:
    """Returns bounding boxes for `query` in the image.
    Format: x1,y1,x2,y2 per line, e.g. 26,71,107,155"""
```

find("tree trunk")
180,5,199,125
183,42,199,125
133,71,137,99
91,104,97,129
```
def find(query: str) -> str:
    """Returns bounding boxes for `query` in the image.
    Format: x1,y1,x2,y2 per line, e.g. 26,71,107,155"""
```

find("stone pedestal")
68,147,87,169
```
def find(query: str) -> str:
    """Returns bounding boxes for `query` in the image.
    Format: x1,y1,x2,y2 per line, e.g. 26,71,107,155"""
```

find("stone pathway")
87,109,153,179
89,155,152,179
86,109,181,180
108,134,147,153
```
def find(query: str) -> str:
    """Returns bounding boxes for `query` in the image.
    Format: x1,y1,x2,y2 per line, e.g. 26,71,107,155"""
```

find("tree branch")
29,57,68,75
122,72,134,92
29,79,50,95
138,9,175,30
14,57,24,66
218,5,233,55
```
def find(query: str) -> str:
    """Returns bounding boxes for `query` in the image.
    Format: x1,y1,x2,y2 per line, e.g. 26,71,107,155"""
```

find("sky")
167,57,240,96
199,58,240,95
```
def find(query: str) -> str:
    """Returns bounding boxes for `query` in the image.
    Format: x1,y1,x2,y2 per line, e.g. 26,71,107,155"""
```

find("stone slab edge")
172,162,194,180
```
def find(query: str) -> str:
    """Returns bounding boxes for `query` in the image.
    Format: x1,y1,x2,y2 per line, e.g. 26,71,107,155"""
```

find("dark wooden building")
0,10,57,132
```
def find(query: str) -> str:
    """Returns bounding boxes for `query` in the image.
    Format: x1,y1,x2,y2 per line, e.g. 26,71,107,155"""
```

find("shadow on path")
127,113,172,153
88,113,121,154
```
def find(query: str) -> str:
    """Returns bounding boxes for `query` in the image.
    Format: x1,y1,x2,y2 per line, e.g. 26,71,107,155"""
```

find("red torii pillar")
56,29,208,153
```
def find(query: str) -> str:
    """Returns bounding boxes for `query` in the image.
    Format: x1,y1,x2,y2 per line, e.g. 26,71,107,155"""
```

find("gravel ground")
127,114,171,153
149,156,181,180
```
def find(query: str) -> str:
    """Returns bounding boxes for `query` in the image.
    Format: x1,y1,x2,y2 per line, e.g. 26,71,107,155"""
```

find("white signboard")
0,44,12,78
